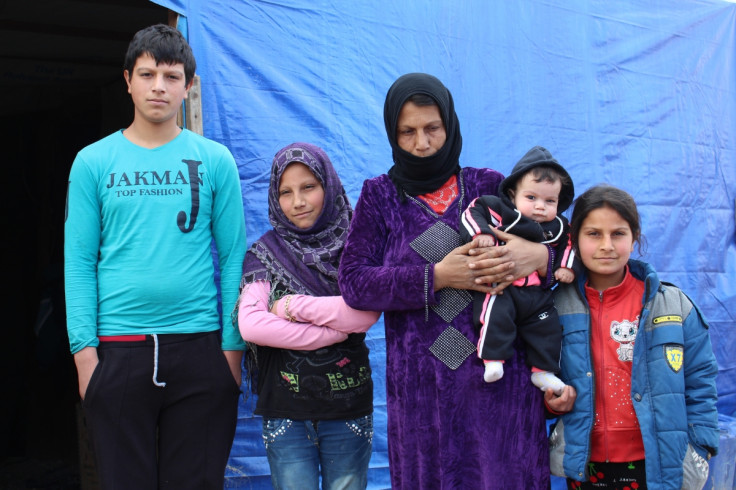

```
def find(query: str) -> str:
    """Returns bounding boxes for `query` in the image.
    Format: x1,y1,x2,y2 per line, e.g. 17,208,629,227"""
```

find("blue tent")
152,1,736,488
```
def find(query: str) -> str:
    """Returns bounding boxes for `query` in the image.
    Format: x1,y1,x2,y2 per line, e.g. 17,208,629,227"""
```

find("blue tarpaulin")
151,1,735,488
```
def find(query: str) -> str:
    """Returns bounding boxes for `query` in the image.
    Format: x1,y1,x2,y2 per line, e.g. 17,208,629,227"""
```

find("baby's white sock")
483,360,504,383
531,371,565,395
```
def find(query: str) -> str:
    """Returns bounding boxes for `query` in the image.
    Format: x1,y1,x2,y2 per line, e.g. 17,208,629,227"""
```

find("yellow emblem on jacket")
653,315,682,324
665,345,683,373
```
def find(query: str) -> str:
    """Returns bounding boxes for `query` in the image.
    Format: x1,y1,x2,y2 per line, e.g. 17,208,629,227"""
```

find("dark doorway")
1,2,171,487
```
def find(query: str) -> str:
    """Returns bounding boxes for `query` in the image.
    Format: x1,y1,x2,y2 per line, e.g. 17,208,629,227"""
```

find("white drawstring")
152,334,167,387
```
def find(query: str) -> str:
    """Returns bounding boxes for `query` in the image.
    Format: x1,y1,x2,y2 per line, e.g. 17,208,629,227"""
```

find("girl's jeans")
262,415,373,490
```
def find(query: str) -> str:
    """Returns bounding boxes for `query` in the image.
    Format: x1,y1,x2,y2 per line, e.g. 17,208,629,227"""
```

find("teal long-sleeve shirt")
64,129,246,353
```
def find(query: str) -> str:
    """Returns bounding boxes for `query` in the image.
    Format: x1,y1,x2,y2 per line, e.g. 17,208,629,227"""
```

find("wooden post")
185,75,203,135
168,11,204,136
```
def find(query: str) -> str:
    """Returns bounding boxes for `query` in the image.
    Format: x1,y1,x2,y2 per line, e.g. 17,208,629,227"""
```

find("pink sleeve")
275,294,380,333
238,281,349,350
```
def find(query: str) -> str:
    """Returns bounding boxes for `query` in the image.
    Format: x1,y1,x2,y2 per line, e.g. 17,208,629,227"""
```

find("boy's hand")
554,268,575,284
223,350,244,387
474,234,496,248
73,346,99,400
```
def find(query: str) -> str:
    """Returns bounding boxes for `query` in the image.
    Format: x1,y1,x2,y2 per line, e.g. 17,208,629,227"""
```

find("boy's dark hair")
124,24,196,85
525,165,571,190
570,184,645,255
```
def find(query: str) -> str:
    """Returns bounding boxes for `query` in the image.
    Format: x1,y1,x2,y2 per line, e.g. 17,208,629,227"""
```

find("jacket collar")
576,259,660,304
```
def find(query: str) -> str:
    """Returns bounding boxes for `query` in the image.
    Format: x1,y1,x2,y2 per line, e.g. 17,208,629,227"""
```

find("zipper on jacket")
577,280,596,480
594,290,610,463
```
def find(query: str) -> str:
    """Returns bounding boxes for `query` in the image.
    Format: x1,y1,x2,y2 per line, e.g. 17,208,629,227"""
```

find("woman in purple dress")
338,73,575,489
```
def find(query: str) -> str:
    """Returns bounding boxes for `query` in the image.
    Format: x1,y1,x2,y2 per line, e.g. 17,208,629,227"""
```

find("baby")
460,146,576,394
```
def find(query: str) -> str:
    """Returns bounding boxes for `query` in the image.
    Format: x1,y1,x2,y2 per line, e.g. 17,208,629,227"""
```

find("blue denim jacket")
549,259,719,489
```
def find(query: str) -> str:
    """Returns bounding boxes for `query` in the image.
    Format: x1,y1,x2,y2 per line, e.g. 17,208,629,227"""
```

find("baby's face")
511,174,561,223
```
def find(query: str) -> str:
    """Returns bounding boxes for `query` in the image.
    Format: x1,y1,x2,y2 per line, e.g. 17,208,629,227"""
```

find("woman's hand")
434,241,509,293
545,384,577,413
468,229,548,294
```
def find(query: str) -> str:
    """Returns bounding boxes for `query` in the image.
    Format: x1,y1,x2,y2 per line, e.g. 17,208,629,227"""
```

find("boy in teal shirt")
65,24,246,488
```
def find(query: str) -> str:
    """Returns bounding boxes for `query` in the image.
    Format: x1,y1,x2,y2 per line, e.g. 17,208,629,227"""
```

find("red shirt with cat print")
585,267,646,462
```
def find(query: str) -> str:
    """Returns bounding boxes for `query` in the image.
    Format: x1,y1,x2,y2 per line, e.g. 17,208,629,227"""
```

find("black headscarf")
384,73,462,196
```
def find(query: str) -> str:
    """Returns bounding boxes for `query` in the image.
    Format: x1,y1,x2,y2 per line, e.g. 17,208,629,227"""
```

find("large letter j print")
177,159,202,233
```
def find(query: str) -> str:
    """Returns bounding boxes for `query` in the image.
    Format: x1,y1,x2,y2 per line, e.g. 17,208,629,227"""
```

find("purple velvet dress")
339,167,550,489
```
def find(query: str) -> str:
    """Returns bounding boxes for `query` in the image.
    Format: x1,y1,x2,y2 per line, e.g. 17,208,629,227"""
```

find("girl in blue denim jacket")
549,185,719,489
